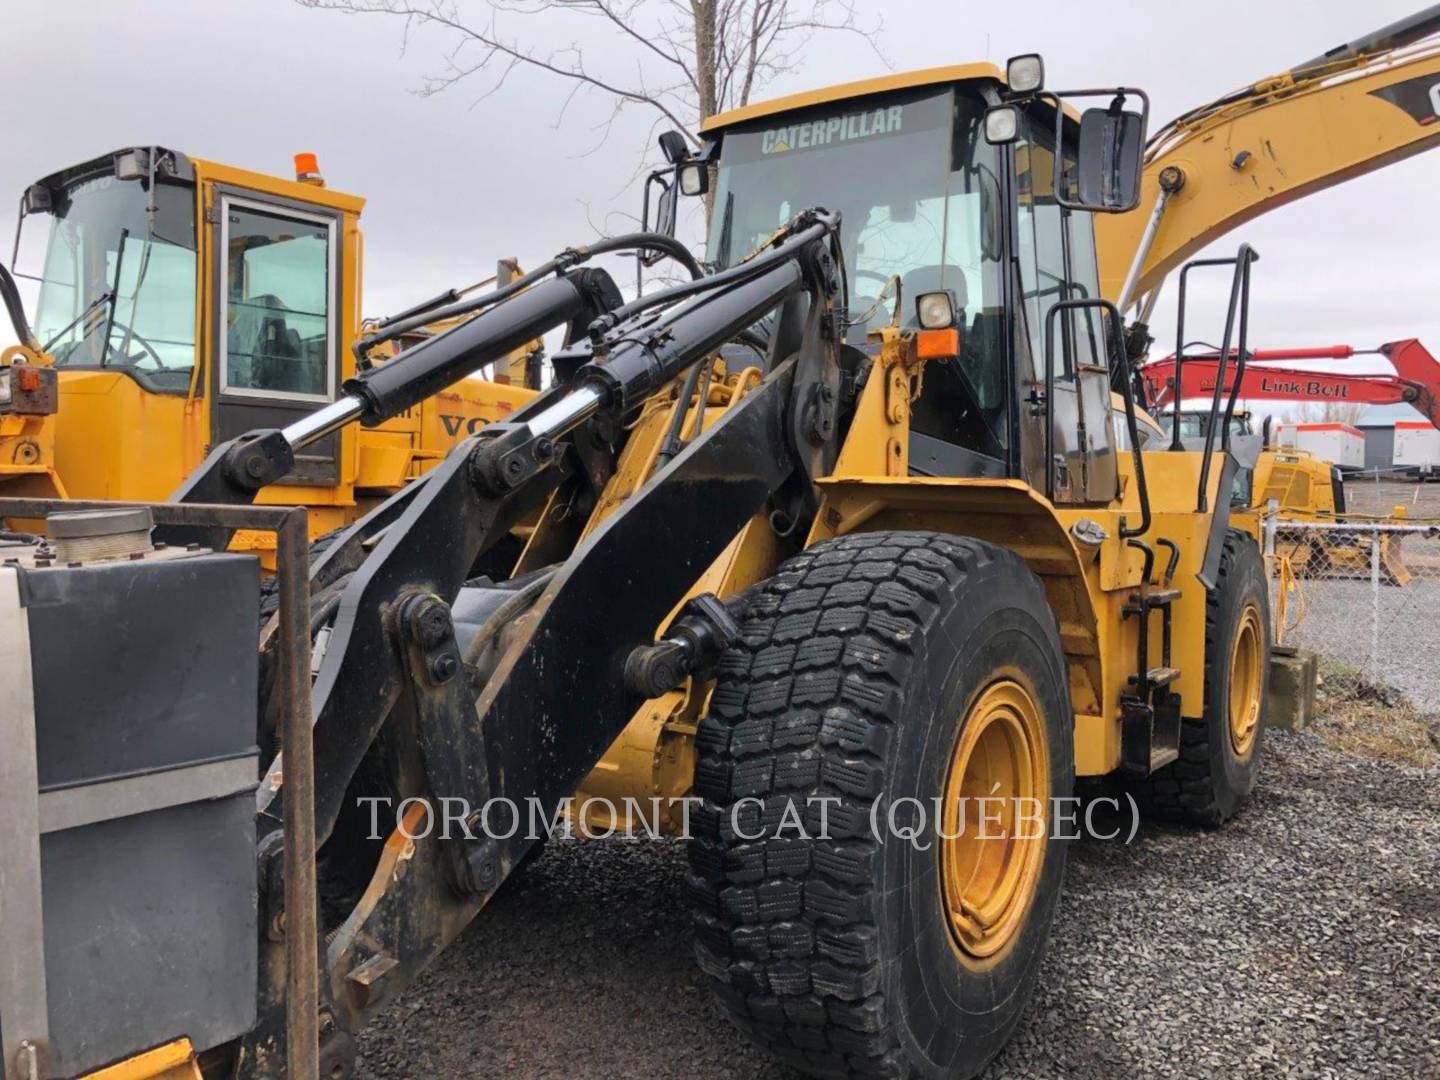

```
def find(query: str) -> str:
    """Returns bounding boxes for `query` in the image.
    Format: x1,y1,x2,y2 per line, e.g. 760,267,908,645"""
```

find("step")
1123,588,1182,617
1128,666,1181,689
1120,690,1184,777
1140,587,1182,606
1148,744,1180,771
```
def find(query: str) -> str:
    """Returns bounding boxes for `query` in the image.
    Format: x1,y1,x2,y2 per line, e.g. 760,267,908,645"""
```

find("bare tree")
1297,400,1370,426
298,0,885,154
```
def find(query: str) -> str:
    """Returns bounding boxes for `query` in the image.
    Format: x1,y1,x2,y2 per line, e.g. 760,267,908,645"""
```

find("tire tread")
689,531,1043,1077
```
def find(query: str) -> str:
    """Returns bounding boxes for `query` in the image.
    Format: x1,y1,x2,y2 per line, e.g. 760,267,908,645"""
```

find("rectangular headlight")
114,148,148,181
0,369,12,407
678,162,709,197
984,105,1020,145
22,184,52,214
1006,53,1045,95
916,291,957,330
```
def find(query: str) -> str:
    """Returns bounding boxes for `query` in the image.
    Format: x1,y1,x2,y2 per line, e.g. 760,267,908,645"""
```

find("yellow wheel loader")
0,149,535,566
0,55,1303,1080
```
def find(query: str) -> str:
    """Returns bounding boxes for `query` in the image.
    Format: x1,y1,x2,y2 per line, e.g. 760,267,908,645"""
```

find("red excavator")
1140,339,1440,429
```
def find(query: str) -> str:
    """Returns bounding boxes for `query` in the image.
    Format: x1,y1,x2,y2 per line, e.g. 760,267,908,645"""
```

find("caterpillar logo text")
761,104,905,155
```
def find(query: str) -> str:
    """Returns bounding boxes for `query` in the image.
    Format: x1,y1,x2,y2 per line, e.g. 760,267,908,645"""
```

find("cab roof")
27,146,364,216
700,63,1006,134
191,156,365,214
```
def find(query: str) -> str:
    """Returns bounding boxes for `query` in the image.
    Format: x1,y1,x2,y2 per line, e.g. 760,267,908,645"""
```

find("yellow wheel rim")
939,678,1049,967
1228,604,1264,757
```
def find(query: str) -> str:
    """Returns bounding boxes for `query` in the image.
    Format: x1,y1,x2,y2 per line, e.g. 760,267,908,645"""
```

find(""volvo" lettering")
439,414,496,437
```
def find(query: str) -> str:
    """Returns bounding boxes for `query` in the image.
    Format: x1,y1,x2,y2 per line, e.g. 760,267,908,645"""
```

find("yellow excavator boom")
1098,5,1440,308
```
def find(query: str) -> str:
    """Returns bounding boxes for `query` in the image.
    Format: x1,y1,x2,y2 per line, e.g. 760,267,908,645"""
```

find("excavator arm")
1098,5,1440,309
1141,338,1440,428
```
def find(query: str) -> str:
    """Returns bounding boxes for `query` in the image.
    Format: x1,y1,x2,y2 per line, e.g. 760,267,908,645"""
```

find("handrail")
1170,244,1259,511
1042,295,1151,537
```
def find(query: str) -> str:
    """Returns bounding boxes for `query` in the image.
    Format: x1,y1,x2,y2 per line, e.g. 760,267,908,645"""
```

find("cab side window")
1014,118,1106,381
222,203,333,400
1064,207,1107,374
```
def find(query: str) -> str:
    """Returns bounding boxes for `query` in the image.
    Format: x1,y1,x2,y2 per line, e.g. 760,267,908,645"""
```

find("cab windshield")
709,85,1010,464
708,87,1002,333
1159,412,1252,440
31,175,197,391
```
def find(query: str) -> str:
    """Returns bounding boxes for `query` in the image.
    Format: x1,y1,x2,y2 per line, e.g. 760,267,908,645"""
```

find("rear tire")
689,531,1073,1079
256,526,344,626
1127,529,1270,827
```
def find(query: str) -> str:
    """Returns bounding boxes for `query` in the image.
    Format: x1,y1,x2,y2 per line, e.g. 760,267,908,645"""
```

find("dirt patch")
1313,661,1440,767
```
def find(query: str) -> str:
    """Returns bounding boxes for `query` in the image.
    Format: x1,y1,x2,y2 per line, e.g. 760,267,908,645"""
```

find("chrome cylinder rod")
281,396,365,451
524,385,606,441
1116,184,1174,316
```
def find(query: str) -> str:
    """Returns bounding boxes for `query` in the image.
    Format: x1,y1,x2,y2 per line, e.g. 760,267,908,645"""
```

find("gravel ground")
1341,477,1440,519
353,725,1439,1079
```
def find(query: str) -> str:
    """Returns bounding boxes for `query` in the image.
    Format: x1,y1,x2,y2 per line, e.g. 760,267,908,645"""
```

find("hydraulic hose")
0,261,38,351
588,216,836,337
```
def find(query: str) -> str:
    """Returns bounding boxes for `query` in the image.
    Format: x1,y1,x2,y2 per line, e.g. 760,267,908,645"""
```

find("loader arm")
1097,6,1440,307
155,229,710,550
237,212,846,1075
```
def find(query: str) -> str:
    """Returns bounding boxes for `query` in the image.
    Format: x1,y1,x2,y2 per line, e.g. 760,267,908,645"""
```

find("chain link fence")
1264,513,1440,710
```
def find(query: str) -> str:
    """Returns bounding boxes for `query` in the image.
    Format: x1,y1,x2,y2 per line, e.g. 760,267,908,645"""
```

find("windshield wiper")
716,191,734,270
43,228,131,364
42,287,115,354
97,228,129,367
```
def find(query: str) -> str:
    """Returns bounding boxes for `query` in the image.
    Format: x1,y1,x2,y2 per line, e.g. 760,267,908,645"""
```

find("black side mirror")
1074,104,1144,212
654,181,679,238
1049,89,1148,214
658,130,689,165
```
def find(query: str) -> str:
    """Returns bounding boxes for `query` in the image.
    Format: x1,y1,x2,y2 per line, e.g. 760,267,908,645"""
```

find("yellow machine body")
1249,447,1339,520
1,152,534,562
576,327,1231,824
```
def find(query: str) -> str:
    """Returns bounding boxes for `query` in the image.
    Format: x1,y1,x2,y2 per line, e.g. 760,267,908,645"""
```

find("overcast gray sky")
3,0,1436,419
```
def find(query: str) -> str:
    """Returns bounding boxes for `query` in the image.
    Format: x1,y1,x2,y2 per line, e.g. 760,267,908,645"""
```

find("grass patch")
1312,661,1440,768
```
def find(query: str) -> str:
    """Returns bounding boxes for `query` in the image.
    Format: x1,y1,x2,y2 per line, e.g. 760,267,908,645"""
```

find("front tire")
689,531,1073,1079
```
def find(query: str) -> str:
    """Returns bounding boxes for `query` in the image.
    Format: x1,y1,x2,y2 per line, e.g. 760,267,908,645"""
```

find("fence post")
1369,528,1381,682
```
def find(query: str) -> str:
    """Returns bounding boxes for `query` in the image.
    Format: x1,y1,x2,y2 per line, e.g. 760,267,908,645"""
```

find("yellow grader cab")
0,56,1307,1080
0,148,535,565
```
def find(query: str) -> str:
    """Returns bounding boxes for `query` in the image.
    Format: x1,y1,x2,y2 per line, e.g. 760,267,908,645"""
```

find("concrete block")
1268,647,1318,732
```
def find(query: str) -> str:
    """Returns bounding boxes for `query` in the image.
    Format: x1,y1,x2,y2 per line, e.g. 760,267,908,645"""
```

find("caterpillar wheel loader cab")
0,57,1288,1080
0,147,534,564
